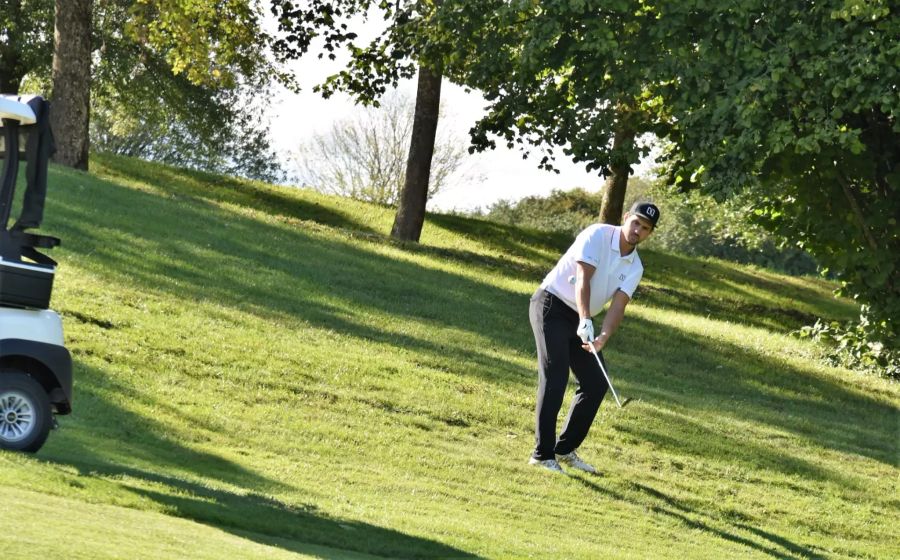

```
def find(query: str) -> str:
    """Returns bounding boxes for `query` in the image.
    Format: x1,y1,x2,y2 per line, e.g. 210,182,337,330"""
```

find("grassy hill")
2,153,897,559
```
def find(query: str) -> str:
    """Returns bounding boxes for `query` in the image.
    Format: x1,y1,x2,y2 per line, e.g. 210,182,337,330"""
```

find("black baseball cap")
629,201,660,228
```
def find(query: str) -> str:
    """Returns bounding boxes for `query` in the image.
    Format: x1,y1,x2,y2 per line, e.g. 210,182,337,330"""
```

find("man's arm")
574,261,597,343
575,261,596,319
585,289,630,352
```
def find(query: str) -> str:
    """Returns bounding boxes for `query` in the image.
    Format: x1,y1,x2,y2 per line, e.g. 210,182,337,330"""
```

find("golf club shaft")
588,343,623,408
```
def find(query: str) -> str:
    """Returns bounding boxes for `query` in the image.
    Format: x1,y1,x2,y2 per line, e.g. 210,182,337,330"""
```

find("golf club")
568,274,631,408
586,341,629,408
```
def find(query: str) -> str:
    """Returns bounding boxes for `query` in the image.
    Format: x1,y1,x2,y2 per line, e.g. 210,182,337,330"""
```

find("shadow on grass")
47,171,538,389
426,212,572,264
609,314,897,472
90,154,381,236
635,283,820,333
44,361,290,492
78,464,477,559
44,361,478,559
573,477,827,560
636,250,857,333
47,162,894,481
91,154,564,280
395,240,553,283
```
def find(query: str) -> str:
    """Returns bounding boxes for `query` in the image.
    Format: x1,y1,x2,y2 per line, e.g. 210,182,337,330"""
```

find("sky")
265,15,656,213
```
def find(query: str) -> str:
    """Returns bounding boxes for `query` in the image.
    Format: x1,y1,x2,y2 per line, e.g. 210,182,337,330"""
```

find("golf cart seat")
0,95,58,309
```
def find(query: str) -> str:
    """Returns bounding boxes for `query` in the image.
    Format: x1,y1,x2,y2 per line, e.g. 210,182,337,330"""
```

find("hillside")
2,153,897,559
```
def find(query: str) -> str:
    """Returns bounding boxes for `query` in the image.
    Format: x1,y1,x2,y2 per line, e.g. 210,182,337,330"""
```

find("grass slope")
2,153,897,559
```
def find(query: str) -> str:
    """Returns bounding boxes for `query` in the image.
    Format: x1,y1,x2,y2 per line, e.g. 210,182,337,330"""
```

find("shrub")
480,178,818,276
796,307,899,379
478,188,599,235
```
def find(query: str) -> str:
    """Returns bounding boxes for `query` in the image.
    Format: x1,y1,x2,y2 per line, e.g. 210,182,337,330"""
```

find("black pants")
529,289,609,461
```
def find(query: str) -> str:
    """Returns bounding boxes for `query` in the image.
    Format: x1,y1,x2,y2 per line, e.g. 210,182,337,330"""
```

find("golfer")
528,201,659,474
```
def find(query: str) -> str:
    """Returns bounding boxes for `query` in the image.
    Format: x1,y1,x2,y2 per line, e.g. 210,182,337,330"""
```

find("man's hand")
581,291,629,353
576,318,594,343
582,336,607,353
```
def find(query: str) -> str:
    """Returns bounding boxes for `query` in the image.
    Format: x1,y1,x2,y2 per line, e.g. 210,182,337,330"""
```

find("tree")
417,1,668,227
127,0,281,91
479,180,818,276
271,0,449,241
0,0,53,93
419,1,896,367
50,0,92,170
296,92,467,205
655,0,898,364
89,33,283,183
95,0,286,180
4,0,285,179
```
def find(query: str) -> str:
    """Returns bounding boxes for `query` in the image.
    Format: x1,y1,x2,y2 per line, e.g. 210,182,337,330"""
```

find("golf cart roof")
0,96,37,125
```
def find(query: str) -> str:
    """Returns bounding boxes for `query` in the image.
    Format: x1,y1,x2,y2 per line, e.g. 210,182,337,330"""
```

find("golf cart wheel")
0,371,52,453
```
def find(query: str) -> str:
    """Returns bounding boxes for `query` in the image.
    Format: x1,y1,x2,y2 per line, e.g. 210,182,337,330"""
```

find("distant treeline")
474,178,819,277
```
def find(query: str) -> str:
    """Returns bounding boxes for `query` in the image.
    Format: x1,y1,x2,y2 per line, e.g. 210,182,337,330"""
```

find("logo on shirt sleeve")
618,273,626,281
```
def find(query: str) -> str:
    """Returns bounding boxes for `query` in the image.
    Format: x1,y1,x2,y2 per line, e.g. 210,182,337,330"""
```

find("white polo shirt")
540,224,643,317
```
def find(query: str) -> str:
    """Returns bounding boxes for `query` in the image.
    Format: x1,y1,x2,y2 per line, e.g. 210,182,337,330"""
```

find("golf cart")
0,95,71,453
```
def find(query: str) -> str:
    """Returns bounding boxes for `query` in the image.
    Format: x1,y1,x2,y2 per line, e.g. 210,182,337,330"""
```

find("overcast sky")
265,16,656,212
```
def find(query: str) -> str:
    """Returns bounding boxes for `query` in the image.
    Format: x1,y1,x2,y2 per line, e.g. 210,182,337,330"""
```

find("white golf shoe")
556,451,599,475
528,457,566,474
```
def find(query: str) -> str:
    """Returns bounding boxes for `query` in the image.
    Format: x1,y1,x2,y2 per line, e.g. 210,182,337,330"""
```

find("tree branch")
835,168,878,252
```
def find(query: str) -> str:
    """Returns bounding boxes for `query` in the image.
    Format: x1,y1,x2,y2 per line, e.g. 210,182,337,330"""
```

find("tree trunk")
390,65,442,242
598,124,637,225
50,0,92,170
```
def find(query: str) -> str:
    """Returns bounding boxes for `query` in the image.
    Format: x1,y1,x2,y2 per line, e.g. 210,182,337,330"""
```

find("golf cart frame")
0,95,72,452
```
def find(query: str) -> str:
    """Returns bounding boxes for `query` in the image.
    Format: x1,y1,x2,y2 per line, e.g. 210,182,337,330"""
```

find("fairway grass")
1,154,897,559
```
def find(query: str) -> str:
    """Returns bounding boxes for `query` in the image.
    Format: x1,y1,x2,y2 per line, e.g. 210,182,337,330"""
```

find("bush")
480,178,819,276
477,188,599,235
637,186,819,276
796,307,899,379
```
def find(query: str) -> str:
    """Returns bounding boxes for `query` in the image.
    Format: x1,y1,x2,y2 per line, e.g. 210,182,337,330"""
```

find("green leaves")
795,308,899,378
128,0,275,90
655,0,899,361
0,0,54,91
271,0,423,106
831,0,891,22
271,0,898,360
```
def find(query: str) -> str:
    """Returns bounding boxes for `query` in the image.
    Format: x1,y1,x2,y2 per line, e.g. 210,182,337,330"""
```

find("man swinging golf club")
528,201,659,474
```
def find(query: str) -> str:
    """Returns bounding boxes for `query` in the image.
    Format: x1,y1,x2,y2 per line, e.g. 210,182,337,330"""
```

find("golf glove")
577,318,594,343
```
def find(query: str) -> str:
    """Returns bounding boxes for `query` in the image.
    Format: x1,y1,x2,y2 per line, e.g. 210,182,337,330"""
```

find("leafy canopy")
656,0,898,361
420,0,666,175
11,1,286,180
406,0,897,366
270,0,425,104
